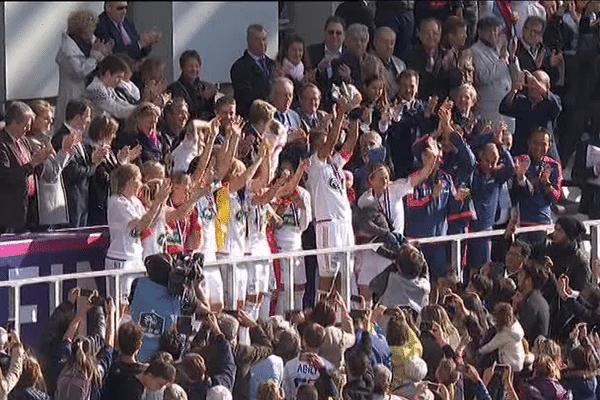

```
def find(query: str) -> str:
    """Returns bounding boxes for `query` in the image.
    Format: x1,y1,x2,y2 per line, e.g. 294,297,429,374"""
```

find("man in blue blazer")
94,2,161,61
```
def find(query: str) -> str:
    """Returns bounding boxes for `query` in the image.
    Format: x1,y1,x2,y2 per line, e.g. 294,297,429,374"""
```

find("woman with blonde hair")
105,163,171,297
55,8,112,128
118,102,167,163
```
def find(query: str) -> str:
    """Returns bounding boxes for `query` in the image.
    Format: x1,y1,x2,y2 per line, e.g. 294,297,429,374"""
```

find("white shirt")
107,195,146,261
197,183,221,261
142,209,167,259
275,186,312,251
171,138,198,173
245,190,271,256
306,152,352,222
357,178,413,235
223,189,247,256
282,355,334,400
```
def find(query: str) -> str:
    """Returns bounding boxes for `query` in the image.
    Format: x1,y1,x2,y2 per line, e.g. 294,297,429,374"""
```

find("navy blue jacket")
94,12,150,60
499,91,562,161
472,148,515,231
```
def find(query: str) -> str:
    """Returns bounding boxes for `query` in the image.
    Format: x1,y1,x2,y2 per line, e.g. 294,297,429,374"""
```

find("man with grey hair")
269,77,302,133
342,23,370,85
393,356,431,399
0,101,52,233
371,26,406,100
231,24,276,117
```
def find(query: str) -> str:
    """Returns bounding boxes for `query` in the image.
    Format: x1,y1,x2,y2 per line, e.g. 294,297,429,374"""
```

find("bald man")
500,69,562,161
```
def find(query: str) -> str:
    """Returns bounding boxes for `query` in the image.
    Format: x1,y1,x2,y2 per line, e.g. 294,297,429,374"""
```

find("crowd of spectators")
3,1,600,399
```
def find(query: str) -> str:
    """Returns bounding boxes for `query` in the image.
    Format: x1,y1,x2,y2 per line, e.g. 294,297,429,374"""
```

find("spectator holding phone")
0,329,24,400
478,302,526,372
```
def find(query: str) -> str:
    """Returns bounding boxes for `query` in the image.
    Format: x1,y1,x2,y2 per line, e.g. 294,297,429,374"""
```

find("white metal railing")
2,220,600,336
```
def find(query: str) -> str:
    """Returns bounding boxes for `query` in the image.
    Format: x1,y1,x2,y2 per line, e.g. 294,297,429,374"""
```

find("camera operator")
0,329,24,400
128,253,210,362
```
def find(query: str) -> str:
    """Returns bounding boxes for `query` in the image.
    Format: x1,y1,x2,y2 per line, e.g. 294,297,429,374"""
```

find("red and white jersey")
357,178,413,235
306,151,352,223
275,186,312,251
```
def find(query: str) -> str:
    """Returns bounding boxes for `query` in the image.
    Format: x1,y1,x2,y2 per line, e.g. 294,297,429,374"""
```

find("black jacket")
94,12,150,61
52,124,97,227
545,242,591,291
518,289,550,346
167,76,215,120
0,129,41,231
230,50,275,117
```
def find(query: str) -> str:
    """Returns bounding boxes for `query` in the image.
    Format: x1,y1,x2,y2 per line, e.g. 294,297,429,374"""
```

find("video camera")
167,253,205,298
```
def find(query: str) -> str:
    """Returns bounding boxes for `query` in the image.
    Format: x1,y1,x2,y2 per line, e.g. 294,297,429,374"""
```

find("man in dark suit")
52,99,108,228
94,1,161,61
307,16,346,111
230,24,276,118
0,102,51,233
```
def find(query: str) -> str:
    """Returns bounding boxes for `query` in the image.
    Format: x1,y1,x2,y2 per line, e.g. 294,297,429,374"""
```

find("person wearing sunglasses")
95,1,162,61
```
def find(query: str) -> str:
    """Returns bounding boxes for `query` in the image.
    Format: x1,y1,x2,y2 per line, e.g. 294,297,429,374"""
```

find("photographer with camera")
128,253,209,362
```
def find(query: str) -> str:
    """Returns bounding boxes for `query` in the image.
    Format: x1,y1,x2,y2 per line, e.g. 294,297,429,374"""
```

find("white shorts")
356,249,393,286
219,262,248,306
278,254,307,286
247,260,271,296
200,266,224,305
105,257,144,300
315,220,355,278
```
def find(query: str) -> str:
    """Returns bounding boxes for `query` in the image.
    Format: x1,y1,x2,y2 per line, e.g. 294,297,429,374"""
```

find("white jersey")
142,209,167,259
306,152,352,223
245,190,271,256
357,178,413,235
275,186,312,251
282,356,334,400
197,182,221,262
107,195,146,261
223,189,247,257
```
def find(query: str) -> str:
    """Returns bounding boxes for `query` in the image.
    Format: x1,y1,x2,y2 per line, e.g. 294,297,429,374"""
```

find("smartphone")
177,316,193,336
495,364,510,374
350,295,363,303
222,309,238,317
349,309,368,320
421,321,433,332
383,308,398,316
80,288,94,298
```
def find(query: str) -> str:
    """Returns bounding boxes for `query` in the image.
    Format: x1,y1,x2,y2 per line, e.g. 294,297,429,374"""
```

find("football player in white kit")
306,95,360,299
273,158,312,311
191,116,243,312
355,156,436,307
217,146,267,315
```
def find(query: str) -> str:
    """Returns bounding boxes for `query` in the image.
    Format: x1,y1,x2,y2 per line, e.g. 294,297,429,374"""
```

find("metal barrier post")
341,250,352,308
10,286,20,336
49,281,61,316
228,262,238,309
285,257,294,311
451,239,462,282
591,224,600,262
114,274,121,325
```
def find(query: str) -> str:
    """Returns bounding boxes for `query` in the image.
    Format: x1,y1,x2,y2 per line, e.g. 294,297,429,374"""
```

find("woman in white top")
106,163,171,299
272,158,312,312
55,9,112,128
355,159,435,306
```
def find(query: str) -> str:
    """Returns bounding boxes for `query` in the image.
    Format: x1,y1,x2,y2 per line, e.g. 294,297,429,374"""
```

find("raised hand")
156,178,172,204
92,144,110,166
31,144,53,167
515,155,531,179
338,63,352,80
425,95,439,118
201,83,219,100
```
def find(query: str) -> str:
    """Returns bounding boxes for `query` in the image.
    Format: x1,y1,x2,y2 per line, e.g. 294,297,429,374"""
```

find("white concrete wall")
172,1,279,84
4,1,104,100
